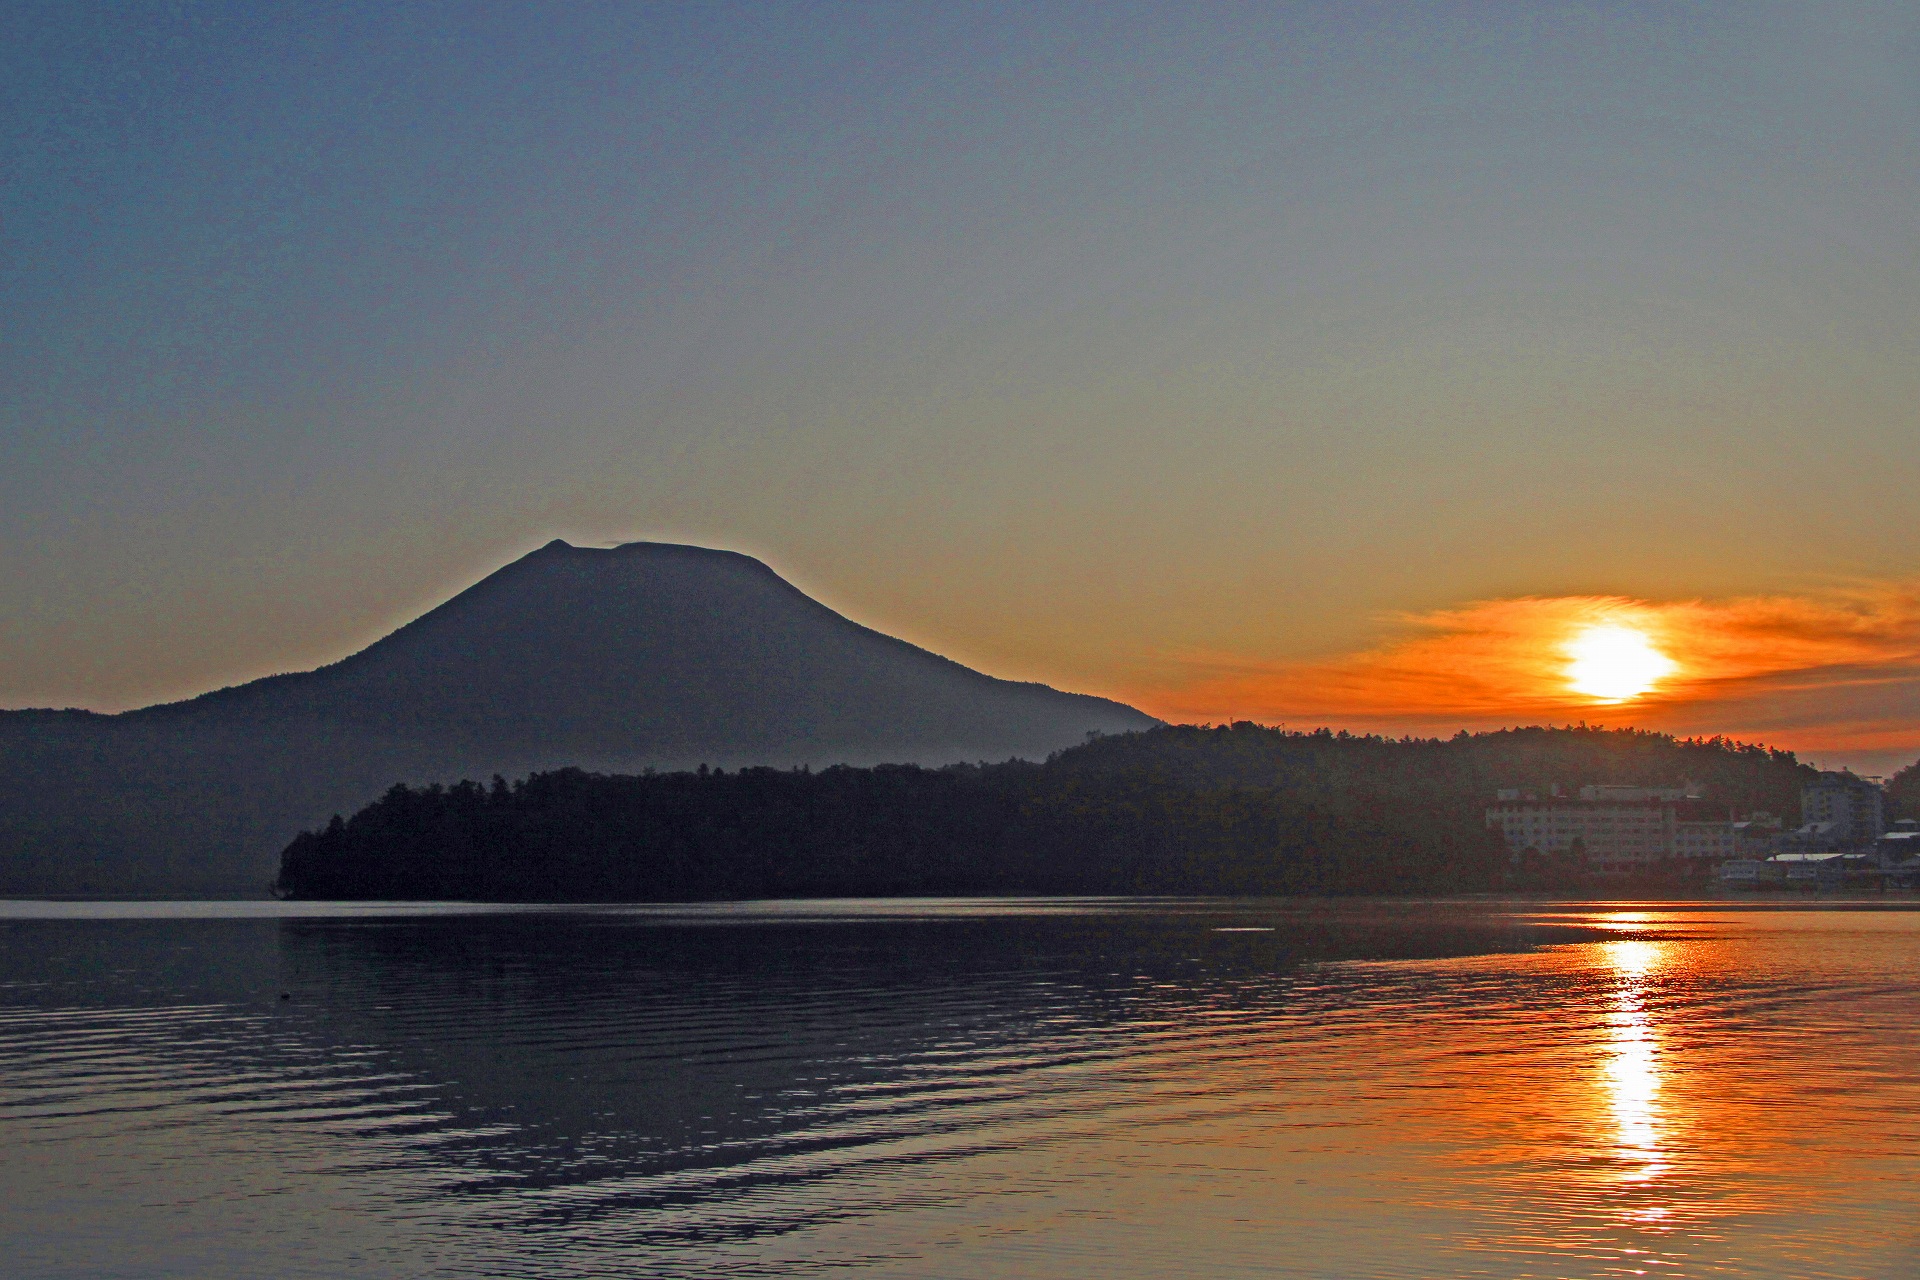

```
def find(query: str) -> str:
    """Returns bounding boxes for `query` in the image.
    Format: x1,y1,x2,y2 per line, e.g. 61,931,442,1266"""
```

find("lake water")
3,898,1918,1279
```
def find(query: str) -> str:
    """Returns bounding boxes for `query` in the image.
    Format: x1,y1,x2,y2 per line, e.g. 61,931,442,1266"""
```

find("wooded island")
275,724,1817,900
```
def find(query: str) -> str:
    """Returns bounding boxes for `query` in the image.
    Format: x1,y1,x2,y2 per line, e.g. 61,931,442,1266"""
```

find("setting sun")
1567,624,1676,703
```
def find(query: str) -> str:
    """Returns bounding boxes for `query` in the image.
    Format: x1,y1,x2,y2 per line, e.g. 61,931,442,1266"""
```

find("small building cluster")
1487,770,1910,888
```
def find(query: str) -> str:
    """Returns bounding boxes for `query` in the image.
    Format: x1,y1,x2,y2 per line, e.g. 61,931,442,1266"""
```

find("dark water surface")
3,898,1918,1278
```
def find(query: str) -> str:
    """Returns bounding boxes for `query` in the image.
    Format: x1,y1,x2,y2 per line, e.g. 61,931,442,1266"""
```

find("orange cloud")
1129,583,1920,769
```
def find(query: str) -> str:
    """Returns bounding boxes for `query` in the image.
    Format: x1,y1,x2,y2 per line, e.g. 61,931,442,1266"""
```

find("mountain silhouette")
0,541,1157,893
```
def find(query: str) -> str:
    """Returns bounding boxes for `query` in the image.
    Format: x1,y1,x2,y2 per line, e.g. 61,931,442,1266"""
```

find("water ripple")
4,901,1920,1278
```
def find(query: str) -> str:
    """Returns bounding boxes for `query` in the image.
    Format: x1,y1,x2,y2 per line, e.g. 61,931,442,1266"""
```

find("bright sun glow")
1566,623,1675,703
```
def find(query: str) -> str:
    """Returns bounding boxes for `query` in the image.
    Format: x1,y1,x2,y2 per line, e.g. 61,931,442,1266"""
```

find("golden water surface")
1,899,1916,1278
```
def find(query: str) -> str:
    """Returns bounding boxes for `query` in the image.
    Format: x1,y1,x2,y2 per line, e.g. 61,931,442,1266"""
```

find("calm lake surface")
3,898,1918,1279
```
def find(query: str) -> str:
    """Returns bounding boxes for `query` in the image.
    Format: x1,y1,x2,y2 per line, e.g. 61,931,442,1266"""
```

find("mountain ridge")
0,541,1158,892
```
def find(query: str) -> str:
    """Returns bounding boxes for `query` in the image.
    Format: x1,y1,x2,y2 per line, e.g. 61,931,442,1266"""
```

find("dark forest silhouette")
277,724,1818,901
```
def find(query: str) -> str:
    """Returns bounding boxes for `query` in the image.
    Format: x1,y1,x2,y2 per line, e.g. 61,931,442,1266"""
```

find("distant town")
1487,769,1918,890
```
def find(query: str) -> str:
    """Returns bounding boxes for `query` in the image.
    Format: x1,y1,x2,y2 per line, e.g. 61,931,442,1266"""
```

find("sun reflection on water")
1601,938,1669,1193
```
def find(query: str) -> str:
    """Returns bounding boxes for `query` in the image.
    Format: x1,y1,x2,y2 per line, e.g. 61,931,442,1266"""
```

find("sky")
4,1,1918,772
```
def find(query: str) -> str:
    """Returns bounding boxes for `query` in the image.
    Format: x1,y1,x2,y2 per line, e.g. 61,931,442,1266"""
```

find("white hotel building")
1485,784,1738,875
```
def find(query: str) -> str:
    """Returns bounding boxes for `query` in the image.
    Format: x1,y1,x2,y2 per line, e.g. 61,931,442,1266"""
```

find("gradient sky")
5,2,1918,770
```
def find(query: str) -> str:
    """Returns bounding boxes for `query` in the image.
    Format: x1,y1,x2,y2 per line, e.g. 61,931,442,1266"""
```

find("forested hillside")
1886,760,1920,821
277,724,1817,900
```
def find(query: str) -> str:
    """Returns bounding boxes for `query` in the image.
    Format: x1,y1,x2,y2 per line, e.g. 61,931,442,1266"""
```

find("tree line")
274,723,1820,901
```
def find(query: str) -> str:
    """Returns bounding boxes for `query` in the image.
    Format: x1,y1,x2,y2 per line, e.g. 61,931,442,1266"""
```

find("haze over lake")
5,898,1919,1279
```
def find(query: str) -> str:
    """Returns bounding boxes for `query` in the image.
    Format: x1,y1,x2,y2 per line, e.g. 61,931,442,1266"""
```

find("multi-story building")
1797,771,1885,847
1671,810,1740,864
1486,783,1738,875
